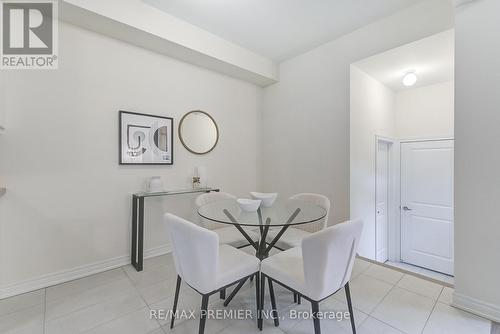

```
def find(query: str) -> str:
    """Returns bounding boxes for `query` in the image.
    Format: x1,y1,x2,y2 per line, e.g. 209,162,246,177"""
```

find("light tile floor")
0,254,492,334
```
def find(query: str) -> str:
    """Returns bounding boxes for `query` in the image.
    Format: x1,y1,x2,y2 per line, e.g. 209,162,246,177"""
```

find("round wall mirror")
178,110,219,155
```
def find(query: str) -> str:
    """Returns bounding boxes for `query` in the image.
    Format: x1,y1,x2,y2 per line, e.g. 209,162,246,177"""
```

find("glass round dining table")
198,198,327,260
198,198,326,310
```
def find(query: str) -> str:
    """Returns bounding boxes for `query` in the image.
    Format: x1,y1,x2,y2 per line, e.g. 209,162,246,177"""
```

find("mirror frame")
178,110,219,155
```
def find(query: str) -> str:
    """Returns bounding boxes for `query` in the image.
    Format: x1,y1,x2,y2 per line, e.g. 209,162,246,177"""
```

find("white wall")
0,22,261,296
395,81,454,139
454,0,500,321
350,67,395,259
261,0,454,227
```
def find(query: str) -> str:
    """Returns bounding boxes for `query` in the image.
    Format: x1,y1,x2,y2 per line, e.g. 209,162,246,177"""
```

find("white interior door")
376,141,389,262
401,140,454,275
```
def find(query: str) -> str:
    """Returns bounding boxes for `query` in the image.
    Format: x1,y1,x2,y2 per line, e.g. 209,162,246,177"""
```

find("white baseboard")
0,244,171,300
142,244,171,261
452,291,500,323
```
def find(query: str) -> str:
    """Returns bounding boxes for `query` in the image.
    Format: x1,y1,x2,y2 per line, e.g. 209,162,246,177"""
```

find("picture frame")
119,110,174,165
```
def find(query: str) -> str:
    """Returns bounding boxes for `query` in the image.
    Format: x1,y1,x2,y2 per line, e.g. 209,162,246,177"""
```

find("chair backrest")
290,193,331,233
301,220,363,301
165,213,219,293
195,192,236,230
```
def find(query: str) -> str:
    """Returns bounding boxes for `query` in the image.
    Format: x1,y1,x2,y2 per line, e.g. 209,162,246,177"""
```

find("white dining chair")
266,193,331,250
165,213,261,334
260,220,363,334
196,192,258,248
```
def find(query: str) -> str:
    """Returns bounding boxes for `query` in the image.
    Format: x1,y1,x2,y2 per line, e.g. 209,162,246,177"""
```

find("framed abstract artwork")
119,111,174,165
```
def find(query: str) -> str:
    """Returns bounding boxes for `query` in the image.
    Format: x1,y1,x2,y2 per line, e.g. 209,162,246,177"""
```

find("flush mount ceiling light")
402,71,417,87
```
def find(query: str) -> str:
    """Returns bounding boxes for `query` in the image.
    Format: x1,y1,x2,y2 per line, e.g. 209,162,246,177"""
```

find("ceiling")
354,30,454,92
143,0,422,61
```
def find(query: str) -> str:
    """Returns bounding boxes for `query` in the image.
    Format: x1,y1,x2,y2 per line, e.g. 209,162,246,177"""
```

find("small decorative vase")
194,166,208,188
148,176,163,193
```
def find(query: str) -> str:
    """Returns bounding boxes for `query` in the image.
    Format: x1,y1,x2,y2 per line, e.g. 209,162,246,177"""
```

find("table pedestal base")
222,207,301,306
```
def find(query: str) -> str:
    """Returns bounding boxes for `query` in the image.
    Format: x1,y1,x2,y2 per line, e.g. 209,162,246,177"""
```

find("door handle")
402,206,412,211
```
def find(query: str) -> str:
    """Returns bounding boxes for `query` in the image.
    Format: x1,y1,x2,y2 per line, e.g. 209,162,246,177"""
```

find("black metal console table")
131,187,220,271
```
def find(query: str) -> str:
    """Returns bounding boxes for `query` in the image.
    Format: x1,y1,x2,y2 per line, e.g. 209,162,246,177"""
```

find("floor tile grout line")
362,314,411,334
45,273,134,309
437,286,450,303
368,274,435,334
43,288,47,334
372,317,411,334
361,269,447,302
396,283,444,301
79,304,153,334
44,282,141,323
367,273,404,316
121,266,164,332
122,266,151,306
125,263,232,333
44,267,127,300
353,308,370,328
355,261,372,275
324,288,371,328
420,295,439,334
45,267,151,334
359,266,405,286
364,278,413,334
0,300,46,319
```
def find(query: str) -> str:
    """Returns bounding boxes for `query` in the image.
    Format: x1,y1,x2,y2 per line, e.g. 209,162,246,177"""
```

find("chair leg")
255,272,261,329
199,295,209,334
268,278,279,327
224,277,248,307
345,282,356,334
170,275,181,329
293,292,297,303
311,301,321,334
297,294,301,304
259,274,266,330
220,289,226,300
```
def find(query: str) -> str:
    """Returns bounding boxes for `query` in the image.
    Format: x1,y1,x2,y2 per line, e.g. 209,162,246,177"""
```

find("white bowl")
237,199,262,212
250,192,277,208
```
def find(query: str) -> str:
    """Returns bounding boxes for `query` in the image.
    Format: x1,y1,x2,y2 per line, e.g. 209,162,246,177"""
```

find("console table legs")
131,195,144,271
130,188,220,272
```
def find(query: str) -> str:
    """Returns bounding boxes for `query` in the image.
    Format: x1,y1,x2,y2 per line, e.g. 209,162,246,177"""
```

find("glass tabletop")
198,199,326,227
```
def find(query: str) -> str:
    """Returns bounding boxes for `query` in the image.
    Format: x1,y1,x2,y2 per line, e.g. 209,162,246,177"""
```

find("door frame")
374,135,397,262
374,136,455,263
397,137,454,263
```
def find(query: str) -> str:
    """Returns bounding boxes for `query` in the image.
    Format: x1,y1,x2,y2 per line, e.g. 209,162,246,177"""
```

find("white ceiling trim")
60,0,278,86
